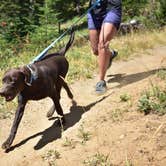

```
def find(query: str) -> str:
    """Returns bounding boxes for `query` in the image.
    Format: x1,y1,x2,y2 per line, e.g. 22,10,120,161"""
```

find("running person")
87,0,122,94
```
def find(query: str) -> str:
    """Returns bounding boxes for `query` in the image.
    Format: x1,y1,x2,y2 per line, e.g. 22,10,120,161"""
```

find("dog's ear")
20,67,31,86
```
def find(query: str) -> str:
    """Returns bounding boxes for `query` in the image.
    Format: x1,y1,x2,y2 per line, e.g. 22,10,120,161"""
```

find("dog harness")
26,64,38,86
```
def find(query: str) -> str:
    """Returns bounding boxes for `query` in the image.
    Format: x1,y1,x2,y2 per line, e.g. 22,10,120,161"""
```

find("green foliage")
0,0,165,52
138,94,152,115
122,0,166,28
157,69,166,80
138,86,166,115
154,0,166,26
122,0,149,21
42,149,61,166
120,93,131,102
0,0,87,42
77,124,91,144
0,0,44,41
0,0,165,78
62,137,76,149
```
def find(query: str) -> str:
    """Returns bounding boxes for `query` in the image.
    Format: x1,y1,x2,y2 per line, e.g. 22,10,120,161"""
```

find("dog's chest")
22,79,55,100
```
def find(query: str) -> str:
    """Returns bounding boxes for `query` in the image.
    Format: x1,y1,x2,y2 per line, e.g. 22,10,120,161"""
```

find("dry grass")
66,27,166,81
111,28,166,60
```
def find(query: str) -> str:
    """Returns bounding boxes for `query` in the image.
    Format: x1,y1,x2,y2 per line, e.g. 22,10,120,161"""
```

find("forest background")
0,0,165,76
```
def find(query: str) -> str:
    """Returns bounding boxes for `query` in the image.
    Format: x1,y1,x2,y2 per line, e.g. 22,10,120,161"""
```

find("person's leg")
89,29,100,56
87,12,119,93
98,23,117,81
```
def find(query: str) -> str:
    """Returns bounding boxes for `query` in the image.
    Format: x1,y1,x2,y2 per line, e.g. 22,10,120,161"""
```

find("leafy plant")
83,153,111,166
138,86,166,115
157,68,166,80
138,94,151,115
0,0,44,41
42,149,60,166
62,137,76,149
120,93,131,102
77,124,91,144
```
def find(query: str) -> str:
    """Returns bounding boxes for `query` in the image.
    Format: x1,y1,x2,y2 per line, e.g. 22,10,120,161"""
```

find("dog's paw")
1,141,11,150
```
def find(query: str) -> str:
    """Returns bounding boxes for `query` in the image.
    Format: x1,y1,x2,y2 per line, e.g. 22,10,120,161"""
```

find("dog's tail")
39,28,75,61
59,27,75,56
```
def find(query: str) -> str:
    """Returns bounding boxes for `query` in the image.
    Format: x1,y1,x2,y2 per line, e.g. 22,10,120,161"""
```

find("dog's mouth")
0,91,16,101
0,85,18,101
5,94,15,101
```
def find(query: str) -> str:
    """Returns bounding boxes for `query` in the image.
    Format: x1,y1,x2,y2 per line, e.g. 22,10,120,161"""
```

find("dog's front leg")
2,94,27,150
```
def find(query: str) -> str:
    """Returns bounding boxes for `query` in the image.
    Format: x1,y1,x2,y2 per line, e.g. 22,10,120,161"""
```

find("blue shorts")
87,10,122,30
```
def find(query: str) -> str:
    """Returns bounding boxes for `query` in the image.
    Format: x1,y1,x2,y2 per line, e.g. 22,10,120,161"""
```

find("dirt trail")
0,46,166,166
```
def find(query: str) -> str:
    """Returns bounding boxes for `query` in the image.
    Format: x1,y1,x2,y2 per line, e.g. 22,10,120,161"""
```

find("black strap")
89,0,107,15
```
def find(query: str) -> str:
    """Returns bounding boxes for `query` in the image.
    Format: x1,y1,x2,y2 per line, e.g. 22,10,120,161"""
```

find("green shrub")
77,124,91,144
157,68,166,80
120,93,131,102
138,86,166,115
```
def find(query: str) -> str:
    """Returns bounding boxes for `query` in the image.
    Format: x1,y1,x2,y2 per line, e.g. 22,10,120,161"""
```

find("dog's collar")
26,64,38,86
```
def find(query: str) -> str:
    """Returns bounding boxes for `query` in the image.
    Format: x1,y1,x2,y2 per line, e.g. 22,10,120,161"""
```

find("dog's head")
0,68,30,101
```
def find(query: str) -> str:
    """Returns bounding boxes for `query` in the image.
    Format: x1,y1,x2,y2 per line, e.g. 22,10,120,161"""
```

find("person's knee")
98,41,109,54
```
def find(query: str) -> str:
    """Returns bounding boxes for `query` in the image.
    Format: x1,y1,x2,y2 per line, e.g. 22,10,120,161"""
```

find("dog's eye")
11,78,18,85
2,77,14,84
2,77,10,83
12,78,17,82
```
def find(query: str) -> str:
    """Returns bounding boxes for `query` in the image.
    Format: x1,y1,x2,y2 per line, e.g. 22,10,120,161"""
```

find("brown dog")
0,29,74,150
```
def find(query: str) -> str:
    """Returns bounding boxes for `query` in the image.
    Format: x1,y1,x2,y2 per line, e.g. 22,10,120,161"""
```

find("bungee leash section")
30,0,102,64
